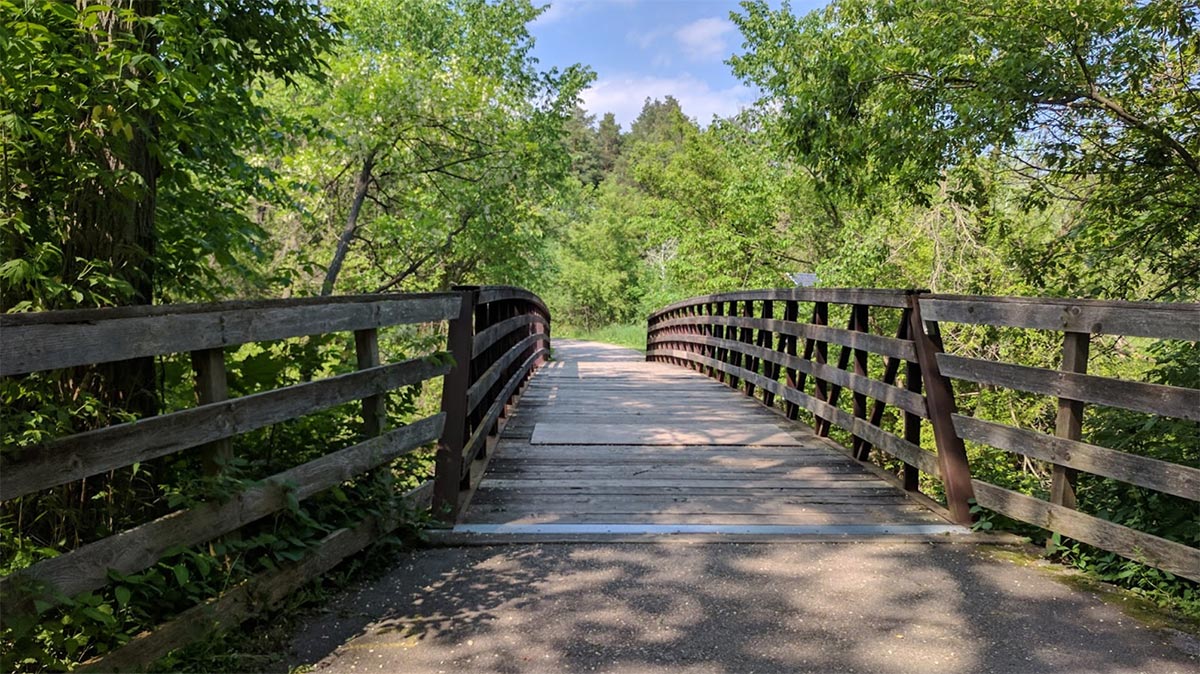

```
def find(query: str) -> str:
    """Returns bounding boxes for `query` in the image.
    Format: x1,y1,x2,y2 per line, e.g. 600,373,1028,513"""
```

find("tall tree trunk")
60,1,162,418
322,150,377,296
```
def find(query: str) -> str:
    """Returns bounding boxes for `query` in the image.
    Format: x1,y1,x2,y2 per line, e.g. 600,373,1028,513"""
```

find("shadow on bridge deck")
282,341,1198,673
286,542,1198,673
443,339,964,541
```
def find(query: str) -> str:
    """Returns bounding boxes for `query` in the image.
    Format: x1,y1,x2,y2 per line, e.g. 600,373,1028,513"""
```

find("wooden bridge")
1,286,1197,671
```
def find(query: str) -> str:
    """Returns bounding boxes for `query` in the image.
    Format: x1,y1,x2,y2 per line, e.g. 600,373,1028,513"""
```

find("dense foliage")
1,0,1196,669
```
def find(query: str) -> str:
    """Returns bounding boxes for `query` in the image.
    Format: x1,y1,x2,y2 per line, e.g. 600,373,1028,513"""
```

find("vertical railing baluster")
903,351,922,492
780,300,800,419
811,302,831,435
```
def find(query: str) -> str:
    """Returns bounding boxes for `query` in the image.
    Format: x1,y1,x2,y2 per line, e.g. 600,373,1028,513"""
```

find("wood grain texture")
650,288,915,316
649,331,927,417
919,295,1200,340
972,481,1199,582
458,340,951,531
76,481,432,673
937,353,1199,421
0,294,460,376
953,415,1200,501
1,357,449,501
473,313,546,356
653,314,917,361
2,415,443,602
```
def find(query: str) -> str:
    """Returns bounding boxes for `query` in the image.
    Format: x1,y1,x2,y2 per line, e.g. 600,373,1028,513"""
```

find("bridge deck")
452,340,962,538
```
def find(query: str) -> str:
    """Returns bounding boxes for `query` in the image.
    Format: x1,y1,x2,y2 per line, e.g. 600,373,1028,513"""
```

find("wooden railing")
0,286,549,670
647,289,1199,581
434,285,551,518
920,295,1199,581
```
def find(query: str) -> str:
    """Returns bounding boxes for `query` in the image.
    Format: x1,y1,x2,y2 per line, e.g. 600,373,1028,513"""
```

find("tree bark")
321,150,377,296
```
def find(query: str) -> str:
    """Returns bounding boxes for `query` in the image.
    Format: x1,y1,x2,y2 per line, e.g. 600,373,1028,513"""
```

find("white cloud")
626,27,666,49
674,17,736,61
581,74,755,128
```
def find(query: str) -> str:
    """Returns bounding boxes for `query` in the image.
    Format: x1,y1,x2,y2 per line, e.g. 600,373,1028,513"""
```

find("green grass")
553,323,647,352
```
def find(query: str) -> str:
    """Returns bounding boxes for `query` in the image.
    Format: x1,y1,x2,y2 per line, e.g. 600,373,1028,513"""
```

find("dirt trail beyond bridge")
285,341,1197,673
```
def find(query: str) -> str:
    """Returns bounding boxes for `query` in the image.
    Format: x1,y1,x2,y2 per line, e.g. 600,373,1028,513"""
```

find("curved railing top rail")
474,284,551,314
645,288,1199,581
649,288,919,318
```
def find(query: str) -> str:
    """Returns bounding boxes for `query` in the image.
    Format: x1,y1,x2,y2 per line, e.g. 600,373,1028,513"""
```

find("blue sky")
529,0,827,129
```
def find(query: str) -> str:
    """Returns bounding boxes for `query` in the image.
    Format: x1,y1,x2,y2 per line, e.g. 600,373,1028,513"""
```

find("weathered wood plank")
646,348,941,476
0,294,460,376
467,333,541,412
2,415,443,602
653,315,917,361
649,332,928,417
76,479,432,673
972,481,1199,582
472,314,546,357
477,286,550,315
650,289,914,316
937,354,1199,421
529,422,802,446
953,415,1200,501
0,357,449,501
919,295,1200,340
463,346,547,461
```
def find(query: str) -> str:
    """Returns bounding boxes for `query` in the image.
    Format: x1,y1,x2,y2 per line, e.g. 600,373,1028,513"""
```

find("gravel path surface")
286,542,1197,674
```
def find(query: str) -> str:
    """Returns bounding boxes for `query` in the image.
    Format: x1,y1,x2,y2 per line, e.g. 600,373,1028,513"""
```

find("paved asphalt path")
286,542,1198,674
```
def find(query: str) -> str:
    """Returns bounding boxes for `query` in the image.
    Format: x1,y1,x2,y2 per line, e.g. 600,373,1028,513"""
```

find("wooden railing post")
354,328,387,437
908,293,975,525
1048,331,1090,545
191,348,231,476
433,287,478,523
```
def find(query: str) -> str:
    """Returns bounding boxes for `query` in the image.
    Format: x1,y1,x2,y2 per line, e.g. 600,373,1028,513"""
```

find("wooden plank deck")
450,340,966,539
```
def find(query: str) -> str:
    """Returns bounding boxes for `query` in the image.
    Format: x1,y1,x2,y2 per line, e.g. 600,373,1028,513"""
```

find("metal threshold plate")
451,523,970,536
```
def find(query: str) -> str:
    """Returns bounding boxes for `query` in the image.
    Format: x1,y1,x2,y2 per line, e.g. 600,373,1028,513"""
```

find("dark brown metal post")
758,301,776,406
848,304,870,449
780,300,801,419
907,294,975,525
810,302,830,433
856,310,910,460
903,355,922,492
740,300,756,396
433,287,478,523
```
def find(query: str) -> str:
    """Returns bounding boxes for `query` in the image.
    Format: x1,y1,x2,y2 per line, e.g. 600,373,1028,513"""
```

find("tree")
1,1,334,311
596,112,624,174
731,0,1200,300
564,106,604,186
1,1,333,416
266,0,591,296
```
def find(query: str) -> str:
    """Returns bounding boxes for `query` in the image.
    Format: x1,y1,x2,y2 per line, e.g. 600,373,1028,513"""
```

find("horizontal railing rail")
0,285,551,670
647,289,1200,581
434,286,551,520
921,294,1199,581
646,288,965,519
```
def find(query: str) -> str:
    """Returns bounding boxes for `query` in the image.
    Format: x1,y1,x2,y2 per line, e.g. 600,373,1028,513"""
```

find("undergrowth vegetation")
1,0,1197,668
